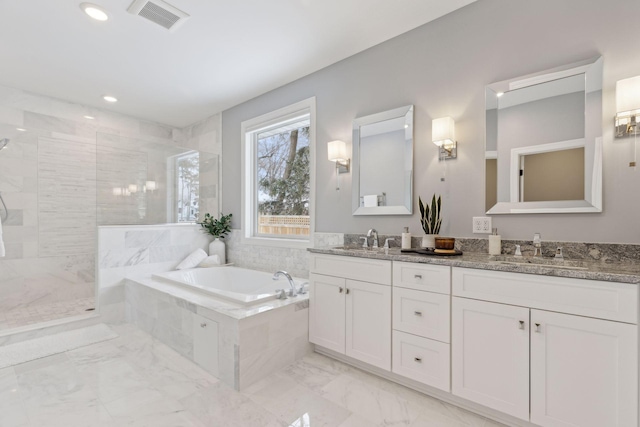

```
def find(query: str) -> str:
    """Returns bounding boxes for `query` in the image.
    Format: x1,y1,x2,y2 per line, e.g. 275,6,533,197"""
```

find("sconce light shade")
432,117,455,147
616,76,640,138
128,184,138,194
432,117,457,160
327,140,348,162
145,180,156,191
327,140,350,174
112,187,122,196
616,76,640,112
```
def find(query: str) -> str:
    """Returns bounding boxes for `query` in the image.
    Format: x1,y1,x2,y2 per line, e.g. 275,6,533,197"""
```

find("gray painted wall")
222,0,640,244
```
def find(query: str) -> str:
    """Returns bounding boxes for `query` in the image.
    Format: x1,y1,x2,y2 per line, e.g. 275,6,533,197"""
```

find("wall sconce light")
328,140,350,173
432,117,457,160
144,180,156,193
328,140,350,191
128,184,138,194
615,76,640,138
112,187,123,196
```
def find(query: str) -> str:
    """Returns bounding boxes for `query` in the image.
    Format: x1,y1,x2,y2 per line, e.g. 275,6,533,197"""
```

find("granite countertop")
308,247,640,284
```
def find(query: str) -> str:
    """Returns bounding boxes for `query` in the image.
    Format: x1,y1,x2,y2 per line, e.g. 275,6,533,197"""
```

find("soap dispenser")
401,227,411,249
489,228,501,255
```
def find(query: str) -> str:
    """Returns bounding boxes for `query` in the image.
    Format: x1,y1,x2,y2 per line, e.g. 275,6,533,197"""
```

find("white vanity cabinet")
391,262,451,391
452,267,638,427
309,254,392,370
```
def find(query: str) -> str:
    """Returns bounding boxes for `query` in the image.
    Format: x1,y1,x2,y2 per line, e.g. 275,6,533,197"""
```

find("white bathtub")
152,266,306,306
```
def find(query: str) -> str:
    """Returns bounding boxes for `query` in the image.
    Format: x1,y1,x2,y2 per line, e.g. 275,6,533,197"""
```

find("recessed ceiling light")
103,95,118,103
16,128,26,132
80,3,109,21
84,115,95,120
496,92,505,97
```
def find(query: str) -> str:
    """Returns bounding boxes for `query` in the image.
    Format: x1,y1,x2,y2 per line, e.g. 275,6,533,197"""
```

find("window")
242,98,315,246
175,151,199,222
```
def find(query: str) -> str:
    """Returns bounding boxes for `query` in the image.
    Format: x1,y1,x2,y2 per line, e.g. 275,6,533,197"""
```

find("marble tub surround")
97,224,210,325
309,246,640,284
126,274,312,391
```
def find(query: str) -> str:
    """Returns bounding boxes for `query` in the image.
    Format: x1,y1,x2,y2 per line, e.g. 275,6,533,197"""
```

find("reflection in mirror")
352,105,413,215
485,57,602,214
97,132,219,224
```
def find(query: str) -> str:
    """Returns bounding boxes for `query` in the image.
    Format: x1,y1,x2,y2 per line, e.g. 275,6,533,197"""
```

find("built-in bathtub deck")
126,273,311,391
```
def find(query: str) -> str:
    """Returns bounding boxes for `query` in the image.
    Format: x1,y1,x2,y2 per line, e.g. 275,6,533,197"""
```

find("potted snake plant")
419,194,442,249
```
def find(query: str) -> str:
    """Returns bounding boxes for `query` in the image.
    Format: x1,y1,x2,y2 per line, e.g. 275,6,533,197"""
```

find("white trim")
509,138,585,203
241,97,316,249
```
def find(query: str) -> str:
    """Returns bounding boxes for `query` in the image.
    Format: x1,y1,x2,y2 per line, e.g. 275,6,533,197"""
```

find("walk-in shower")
0,138,8,221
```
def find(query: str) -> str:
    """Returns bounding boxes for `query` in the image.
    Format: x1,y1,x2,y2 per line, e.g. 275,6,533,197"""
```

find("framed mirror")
485,57,603,214
352,105,413,215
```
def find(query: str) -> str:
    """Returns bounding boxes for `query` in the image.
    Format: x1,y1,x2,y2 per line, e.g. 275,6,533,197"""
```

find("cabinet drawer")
393,287,450,342
392,330,450,391
310,254,391,285
393,262,450,294
452,267,638,324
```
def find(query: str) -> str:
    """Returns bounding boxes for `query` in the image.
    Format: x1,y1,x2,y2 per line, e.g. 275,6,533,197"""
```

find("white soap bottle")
488,228,501,255
401,227,411,249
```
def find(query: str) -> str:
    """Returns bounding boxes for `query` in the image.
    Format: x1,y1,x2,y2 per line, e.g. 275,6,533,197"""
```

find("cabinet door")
345,279,391,370
193,314,219,376
530,310,638,427
309,273,346,353
452,297,529,420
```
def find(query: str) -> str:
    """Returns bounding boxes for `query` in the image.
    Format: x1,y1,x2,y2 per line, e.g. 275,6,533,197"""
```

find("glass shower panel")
0,124,96,331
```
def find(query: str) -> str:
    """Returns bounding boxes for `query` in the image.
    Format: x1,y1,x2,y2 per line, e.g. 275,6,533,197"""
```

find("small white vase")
421,234,437,249
209,238,226,265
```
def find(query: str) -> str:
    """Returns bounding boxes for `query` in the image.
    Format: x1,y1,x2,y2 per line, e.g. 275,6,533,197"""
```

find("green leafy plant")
419,195,442,235
198,213,232,239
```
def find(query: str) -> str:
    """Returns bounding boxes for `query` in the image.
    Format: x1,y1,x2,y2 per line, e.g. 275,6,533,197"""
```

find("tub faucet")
367,228,379,249
273,270,297,296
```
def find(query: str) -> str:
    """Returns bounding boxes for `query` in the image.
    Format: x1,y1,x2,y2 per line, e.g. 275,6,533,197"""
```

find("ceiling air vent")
127,0,190,31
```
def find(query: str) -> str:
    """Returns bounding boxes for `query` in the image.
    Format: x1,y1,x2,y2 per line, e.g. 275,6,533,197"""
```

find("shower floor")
0,297,95,331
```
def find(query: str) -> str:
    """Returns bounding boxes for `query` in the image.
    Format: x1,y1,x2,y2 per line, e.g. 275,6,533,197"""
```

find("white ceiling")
0,0,475,127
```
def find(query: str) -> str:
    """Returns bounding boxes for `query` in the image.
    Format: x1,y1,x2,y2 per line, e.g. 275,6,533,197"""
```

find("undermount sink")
491,256,589,271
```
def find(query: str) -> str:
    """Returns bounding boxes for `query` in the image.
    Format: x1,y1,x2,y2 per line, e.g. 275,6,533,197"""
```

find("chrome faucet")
533,233,542,257
273,270,297,296
367,228,379,249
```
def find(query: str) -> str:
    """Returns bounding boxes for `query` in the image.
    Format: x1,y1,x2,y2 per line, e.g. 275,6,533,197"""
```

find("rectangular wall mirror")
485,57,603,214
352,105,413,215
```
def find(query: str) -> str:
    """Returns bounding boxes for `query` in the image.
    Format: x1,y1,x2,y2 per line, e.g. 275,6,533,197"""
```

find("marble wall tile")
125,230,171,248
99,248,149,269
38,136,96,257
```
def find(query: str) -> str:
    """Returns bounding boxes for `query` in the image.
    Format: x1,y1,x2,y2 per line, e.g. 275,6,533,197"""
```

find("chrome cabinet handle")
414,357,422,363
518,320,525,330
339,287,344,293
414,311,423,316
534,323,541,333
200,323,207,328
414,274,422,279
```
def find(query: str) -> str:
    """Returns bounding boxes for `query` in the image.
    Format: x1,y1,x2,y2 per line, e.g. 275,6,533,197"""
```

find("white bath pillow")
198,254,221,268
175,248,208,270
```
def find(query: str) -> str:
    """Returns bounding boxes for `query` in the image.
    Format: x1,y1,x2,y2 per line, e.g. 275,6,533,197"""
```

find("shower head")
0,139,8,150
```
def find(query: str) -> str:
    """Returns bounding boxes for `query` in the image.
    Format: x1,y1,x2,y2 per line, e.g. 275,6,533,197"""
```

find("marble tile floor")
0,323,507,427
0,297,95,331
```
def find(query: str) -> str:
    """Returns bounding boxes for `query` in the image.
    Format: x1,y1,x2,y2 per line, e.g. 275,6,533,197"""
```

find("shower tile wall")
0,84,222,331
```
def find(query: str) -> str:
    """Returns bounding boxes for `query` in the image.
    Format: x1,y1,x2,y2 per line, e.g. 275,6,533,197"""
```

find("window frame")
241,97,316,248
